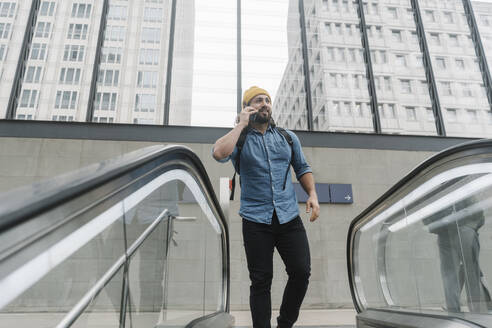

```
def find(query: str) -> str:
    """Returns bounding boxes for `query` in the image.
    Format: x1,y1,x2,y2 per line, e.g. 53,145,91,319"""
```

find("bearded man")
213,86,320,328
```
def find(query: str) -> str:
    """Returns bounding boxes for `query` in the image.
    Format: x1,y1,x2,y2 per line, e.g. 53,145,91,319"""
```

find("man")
212,86,320,328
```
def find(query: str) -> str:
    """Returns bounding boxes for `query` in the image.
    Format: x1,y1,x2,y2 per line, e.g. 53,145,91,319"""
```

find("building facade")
273,0,492,138
0,0,194,125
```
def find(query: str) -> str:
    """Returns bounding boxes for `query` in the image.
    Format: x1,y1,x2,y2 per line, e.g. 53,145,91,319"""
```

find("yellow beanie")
243,86,271,106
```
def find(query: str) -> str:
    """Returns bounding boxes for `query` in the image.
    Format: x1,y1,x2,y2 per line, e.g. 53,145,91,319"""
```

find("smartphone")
249,112,258,122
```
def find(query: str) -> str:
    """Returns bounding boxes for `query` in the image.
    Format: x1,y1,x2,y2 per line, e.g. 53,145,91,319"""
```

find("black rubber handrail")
346,138,492,313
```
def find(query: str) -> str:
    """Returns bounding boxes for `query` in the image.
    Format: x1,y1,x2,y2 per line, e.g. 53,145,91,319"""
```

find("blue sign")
293,183,331,204
329,184,353,204
294,183,353,204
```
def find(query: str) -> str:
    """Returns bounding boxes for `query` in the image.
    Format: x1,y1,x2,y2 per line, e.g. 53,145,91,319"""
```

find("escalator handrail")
346,138,492,312
0,144,231,315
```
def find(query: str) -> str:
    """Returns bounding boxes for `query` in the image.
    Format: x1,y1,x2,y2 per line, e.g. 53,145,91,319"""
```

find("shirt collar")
251,124,274,134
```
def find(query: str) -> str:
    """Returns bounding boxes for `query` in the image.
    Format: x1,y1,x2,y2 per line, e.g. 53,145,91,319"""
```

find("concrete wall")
0,137,436,310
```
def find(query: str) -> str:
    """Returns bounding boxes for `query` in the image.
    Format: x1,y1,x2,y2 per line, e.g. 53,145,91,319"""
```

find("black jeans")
242,211,311,328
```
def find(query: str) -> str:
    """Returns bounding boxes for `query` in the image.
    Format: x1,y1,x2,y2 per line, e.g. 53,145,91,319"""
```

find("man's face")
249,94,272,123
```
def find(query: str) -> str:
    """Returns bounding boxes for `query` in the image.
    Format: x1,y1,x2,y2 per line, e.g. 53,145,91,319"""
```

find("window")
415,55,424,67
461,83,473,97
139,49,160,65
16,114,33,120
143,7,163,22
467,110,478,123
391,30,402,42
348,48,356,62
39,1,55,16
97,69,120,86
352,74,360,89
430,33,440,45
387,7,397,19
95,92,117,111
345,24,353,36
401,80,411,93
71,3,92,18
63,45,85,61
141,28,160,44
446,108,457,122
35,22,51,38
425,10,435,22
24,66,42,83
59,68,81,84
374,26,382,39
55,90,78,109
370,3,378,15
333,23,342,35
435,57,446,69
340,74,348,88
0,44,7,60
52,115,74,121
135,94,156,112
455,58,465,69
0,2,15,17
384,104,396,118
448,34,459,47
326,47,334,61
410,31,418,44
396,54,406,67
405,8,413,20
0,23,11,39
419,80,428,94
440,82,452,96
384,76,391,91
406,107,417,121
105,26,126,41
101,47,122,63
137,71,158,88
93,116,114,123
19,89,38,108
337,48,345,62
108,5,126,20
67,24,88,40
443,12,454,24
30,43,47,60
342,0,349,12
329,73,337,88
375,76,381,90
426,108,434,122
355,103,363,117
481,15,490,26
380,51,387,63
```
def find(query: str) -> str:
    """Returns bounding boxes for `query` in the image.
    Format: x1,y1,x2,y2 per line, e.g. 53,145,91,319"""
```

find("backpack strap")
276,127,295,190
230,127,250,201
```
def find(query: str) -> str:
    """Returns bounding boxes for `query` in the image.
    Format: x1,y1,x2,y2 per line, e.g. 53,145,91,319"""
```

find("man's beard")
255,108,270,123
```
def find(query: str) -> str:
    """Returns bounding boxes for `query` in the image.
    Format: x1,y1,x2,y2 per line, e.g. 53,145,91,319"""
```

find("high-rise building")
273,0,492,138
0,0,194,125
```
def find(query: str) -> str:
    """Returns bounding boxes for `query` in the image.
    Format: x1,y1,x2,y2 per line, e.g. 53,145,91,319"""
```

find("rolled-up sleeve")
212,146,238,164
287,130,312,180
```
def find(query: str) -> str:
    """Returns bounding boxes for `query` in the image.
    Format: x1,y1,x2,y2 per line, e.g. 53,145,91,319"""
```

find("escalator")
0,145,233,328
348,139,492,328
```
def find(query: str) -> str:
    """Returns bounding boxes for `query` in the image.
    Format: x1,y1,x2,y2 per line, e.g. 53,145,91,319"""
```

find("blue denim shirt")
214,126,312,224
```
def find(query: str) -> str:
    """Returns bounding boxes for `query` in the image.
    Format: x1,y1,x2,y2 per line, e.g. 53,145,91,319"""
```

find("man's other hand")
306,196,320,222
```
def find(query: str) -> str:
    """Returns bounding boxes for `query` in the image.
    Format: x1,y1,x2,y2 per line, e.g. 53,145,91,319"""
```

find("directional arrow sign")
329,184,354,204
